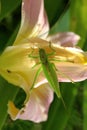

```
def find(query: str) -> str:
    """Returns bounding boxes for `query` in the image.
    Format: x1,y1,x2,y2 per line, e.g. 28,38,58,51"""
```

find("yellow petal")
0,44,39,101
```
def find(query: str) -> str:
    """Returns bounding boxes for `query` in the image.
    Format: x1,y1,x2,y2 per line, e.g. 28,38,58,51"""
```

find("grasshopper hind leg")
30,67,42,91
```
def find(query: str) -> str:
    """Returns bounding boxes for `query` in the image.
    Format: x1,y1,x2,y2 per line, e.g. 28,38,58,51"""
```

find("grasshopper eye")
7,70,11,73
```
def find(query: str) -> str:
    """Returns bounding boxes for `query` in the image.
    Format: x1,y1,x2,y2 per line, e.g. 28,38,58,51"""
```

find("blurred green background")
0,0,87,129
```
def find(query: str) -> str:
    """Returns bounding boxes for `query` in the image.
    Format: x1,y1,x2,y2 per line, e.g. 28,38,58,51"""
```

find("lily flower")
0,0,86,123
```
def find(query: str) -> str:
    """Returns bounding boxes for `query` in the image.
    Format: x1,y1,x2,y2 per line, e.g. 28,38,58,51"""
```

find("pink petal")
22,0,49,37
8,84,53,123
14,0,49,45
55,62,87,82
47,32,80,47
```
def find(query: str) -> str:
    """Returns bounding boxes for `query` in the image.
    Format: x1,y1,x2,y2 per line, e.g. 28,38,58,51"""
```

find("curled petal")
8,84,53,123
55,62,87,82
47,32,80,47
14,0,49,45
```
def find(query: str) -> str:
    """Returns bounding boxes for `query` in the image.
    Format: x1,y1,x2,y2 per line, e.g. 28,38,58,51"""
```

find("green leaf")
70,1,87,130
0,76,19,130
83,81,87,130
70,0,87,48
0,0,21,21
0,1,1,14
44,0,70,27
70,2,87,129
2,119,41,130
50,9,70,34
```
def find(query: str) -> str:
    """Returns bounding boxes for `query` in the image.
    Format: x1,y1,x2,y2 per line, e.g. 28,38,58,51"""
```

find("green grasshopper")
39,48,61,98
30,48,63,98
